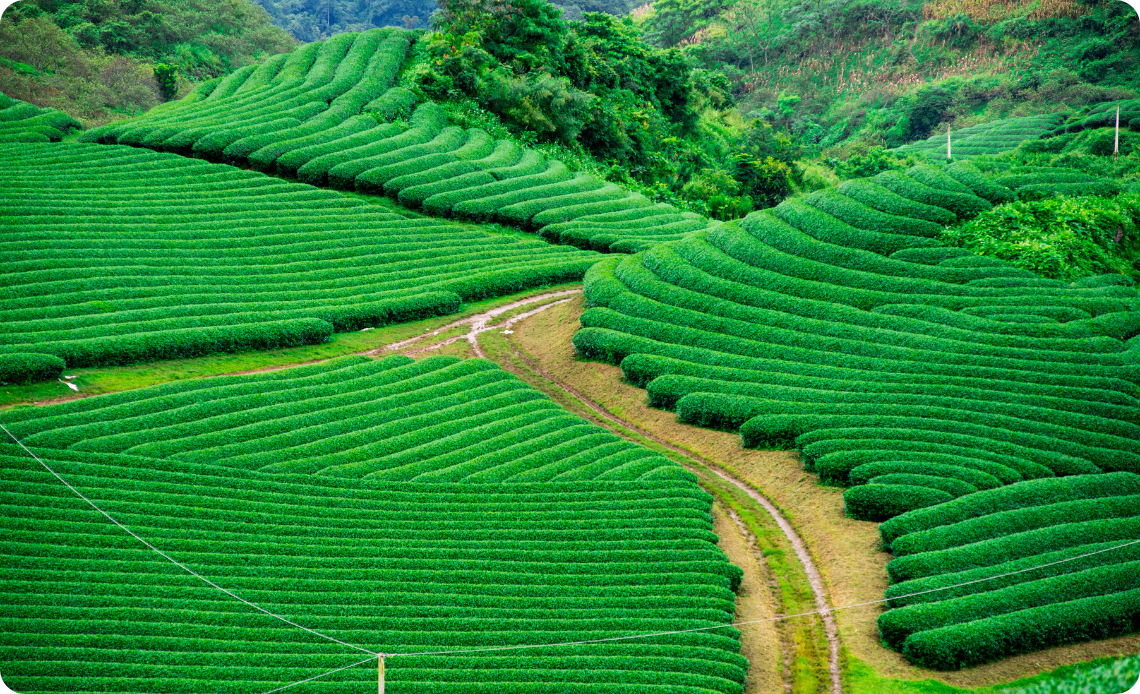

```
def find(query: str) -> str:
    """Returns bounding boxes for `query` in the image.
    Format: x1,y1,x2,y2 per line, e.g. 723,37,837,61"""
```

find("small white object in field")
502,330,514,334
360,327,373,331
64,375,76,380
58,379,78,392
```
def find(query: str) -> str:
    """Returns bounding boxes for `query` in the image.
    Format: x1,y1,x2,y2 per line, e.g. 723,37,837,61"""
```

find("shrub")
900,588,1140,670
0,353,66,385
843,484,953,522
878,473,1140,547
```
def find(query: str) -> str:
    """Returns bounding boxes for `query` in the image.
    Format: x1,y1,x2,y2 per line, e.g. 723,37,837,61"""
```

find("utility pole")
947,122,951,160
1115,104,1120,161
378,655,386,694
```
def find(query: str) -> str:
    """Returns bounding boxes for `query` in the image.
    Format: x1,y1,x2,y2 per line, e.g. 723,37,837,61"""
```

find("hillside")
660,0,1139,150
2,6,1140,694
1,355,744,692
0,0,296,125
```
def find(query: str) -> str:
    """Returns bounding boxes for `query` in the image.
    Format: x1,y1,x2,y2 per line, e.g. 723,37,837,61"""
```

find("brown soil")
507,294,1140,690
713,502,785,694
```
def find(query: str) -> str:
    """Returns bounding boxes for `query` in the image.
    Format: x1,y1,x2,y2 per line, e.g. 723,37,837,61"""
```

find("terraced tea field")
0,93,80,143
4,25,1139,686
1049,99,1140,137
0,143,597,383
570,159,1140,667
1,355,746,693
77,28,715,253
897,114,1065,159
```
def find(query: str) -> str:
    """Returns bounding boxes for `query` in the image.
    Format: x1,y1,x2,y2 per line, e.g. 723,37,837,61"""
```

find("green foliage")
825,145,913,181
942,193,1140,282
843,484,954,522
482,68,595,142
413,4,756,211
0,355,748,692
879,473,1140,548
7,0,295,80
0,141,600,379
0,353,65,385
151,62,177,100
0,1,294,126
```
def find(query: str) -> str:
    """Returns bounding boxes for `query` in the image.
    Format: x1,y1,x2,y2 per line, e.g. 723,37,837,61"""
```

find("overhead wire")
3,425,1136,692
0,424,378,658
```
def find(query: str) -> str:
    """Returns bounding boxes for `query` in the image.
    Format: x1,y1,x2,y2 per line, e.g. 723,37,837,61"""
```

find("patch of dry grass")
509,295,1140,691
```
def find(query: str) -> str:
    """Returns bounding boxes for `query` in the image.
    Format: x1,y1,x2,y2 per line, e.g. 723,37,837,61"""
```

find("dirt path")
369,290,581,359
499,341,843,694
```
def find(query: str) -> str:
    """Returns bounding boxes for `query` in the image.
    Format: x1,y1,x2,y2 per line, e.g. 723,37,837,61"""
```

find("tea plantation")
0,355,746,693
4,22,1139,682
896,114,1065,159
570,160,1140,666
0,142,598,383
877,473,1140,670
76,28,716,253
0,93,80,143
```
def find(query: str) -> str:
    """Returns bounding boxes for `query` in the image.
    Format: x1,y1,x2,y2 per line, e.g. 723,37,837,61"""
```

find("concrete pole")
1115,105,1121,161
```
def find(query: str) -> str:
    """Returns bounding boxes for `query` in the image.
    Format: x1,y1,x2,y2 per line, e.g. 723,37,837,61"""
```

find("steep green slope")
78,28,718,252
0,0,297,126
0,92,80,142
568,160,1140,667
0,354,746,693
0,142,598,383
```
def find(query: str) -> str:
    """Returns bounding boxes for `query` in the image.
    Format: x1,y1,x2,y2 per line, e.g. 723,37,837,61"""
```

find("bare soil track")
494,328,843,694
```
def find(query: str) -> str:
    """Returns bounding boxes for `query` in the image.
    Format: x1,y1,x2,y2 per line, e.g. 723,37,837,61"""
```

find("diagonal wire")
5,424,1136,691
255,537,1140,693
0,425,378,657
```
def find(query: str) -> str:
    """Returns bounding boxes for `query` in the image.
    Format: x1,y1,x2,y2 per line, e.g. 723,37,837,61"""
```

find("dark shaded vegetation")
0,0,295,125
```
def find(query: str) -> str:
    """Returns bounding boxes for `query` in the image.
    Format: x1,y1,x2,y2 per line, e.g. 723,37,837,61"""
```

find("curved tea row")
0,355,745,693
570,160,1140,666
0,92,80,143
76,29,713,253
0,142,598,381
897,113,1065,159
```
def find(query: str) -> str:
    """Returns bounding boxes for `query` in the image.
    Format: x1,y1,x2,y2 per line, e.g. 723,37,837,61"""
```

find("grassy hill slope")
1,354,746,693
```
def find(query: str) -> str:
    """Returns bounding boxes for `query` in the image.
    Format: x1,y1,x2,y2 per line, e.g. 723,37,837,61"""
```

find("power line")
4,426,1136,692
0,425,378,658
256,537,1140,692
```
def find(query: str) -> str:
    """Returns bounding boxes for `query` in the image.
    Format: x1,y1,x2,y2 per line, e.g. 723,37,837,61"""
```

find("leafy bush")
941,193,1140,281
0,352,65,385
825,146,913,181
843,484,953,521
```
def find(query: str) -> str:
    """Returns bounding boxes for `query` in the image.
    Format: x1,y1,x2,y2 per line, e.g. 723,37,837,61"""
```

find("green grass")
0,283,580,410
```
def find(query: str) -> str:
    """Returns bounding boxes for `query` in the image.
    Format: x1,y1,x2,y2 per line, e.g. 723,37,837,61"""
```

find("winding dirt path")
369,290,581,359
501,341,844,694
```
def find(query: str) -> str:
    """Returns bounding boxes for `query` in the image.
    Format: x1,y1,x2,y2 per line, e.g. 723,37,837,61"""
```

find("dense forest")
2,0,1137,274
246,0,639,41
0,0,295,123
